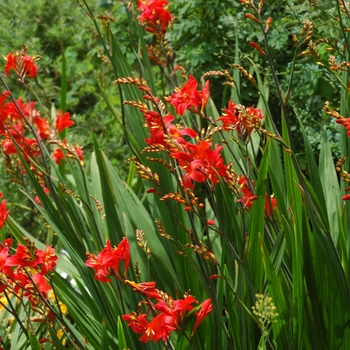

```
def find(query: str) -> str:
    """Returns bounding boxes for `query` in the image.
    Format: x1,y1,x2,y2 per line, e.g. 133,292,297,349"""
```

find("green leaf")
117,316,128,350
319,125,340,242
28,332,41,350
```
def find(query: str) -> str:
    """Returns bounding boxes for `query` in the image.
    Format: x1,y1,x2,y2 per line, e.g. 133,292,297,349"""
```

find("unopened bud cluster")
252,293,278,330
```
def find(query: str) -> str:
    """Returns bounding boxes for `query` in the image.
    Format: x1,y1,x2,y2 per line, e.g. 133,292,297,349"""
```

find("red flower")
4,99,38,121
34,245,58,275
139,313,175,343
14,271,52,306
123,312,175,343
51,140,84,165
32,272,52,293
168,75,209,115
218,101,264,137
6,243,37,268
74,145,84,164
170,140,228,189
85,238,131,281
0,193,10,230
191,298,212,337
85,251,111,282
158,294,198,328
122,312,149,334
0,247,14,288
143,111,197,146
55,110,74,133
114,237,130,277
52,148,65,165
124,280,162,300
0,91,10,134
264,195,277,217
4,50,39,80
236,176,258,208
138,0,172,34
34,116,51,140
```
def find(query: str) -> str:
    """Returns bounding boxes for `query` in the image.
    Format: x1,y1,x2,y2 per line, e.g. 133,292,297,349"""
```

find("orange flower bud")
265,17,272,33
245,13,261,24
249,42,267,56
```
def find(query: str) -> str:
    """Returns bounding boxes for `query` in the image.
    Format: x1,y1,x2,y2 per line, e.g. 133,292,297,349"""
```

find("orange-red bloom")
6,243,37,268
191,298,212,337
34,116,51,139
168,75,210,115
123,312,175,343
138,0,172,34
55,110,74,134
218,101,264,137
0,193,10,230
0,91,10,134
34,245,58,275
170,140,228,189
124,280,162,300
4,51,39,80
85,238,131,282
143,110,197,146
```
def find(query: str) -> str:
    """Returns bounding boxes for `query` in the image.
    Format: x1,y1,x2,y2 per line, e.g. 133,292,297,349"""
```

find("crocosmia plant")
0,1,349,349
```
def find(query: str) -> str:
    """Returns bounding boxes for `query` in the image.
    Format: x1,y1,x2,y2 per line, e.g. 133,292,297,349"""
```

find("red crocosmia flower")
168,75,203,115
55,110,74,133
51,140,84,166
218,101,264,137
85,251,112,282
0,237,12,249
124,280,162,300
114,237,130,277
244,106,263,135
74,145,84,163
143,112,174,146
143,111,197,147
217,100,239,130
32,273,52,293
236,176,258,208
191,298,213,337
4,99,38,121
33,187,50,206
199,80,210,112
138,0,172,35
34,116,51,139
264,195,277,217
139,313,175,343
34,246,58,275
123,312,175,343
171,140,228,189
85,238,131,281
100,238,130,278
0,91,10,134
0,247,14,286
3,52,16,76
122,312,149,334
4,51,39,79
16,272,52,306
169,295,198,327
0,193,10,230
6,243,37,268
2,139,16,155
52,148,65,165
